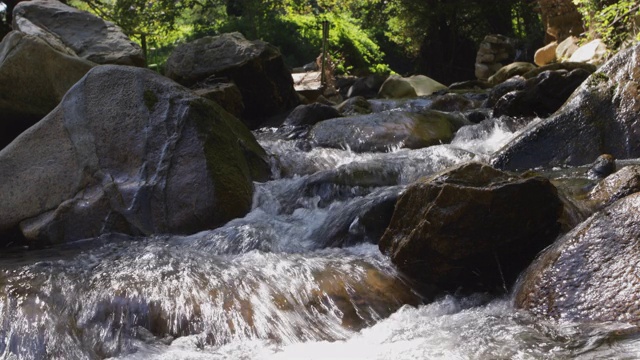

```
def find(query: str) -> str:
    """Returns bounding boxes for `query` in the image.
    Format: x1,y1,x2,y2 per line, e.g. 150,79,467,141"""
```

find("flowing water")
2,105,640,359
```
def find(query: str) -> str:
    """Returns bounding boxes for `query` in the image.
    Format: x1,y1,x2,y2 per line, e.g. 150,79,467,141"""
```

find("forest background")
0,0,638,85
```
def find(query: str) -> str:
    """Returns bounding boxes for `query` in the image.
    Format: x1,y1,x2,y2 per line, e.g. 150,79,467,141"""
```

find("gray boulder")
492,43,640,171
0,31,95,149
165,32,299,128
309,110,469,153
379,162,563,292
194,82,244,119
0,65,270,245
515,193,640,323
13,0,145,66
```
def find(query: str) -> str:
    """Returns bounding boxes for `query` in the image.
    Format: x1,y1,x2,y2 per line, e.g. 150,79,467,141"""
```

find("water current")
2,104,640,359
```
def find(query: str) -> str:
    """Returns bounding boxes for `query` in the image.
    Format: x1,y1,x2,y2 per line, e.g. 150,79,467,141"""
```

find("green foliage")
573,0,640,49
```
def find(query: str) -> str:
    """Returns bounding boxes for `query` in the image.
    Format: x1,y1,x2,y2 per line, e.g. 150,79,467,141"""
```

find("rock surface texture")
379,162,563,292
13,0,145,66
0,31,95,148
492,68,591,118
165,32,299,128
515,193,640,323
0,65,270,245
309,110,469,153
492,42,640,170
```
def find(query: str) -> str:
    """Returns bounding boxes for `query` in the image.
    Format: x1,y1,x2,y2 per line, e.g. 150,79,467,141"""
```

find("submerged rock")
379,162,562,292
0,65,270,245
165,32,299,128
514,193,640,323
0,31,95,149
309,110,469,153
13,0,145,66
492,43,640,170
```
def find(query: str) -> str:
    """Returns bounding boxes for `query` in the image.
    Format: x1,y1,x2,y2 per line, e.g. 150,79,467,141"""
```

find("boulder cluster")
3,0,640,329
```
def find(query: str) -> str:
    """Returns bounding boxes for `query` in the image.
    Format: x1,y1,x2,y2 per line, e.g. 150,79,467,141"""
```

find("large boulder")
164,32,299,128
0,65,270,245
13,0,145,66
0,31,95,149
379,162,563,292
309,110,469,153
514,193,640,323
492,43,640,170
378,75,447,98
492,68,591,118
194,82,244,119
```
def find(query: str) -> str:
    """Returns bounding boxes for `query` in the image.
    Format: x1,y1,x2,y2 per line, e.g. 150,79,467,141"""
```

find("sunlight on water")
450,117,521,158
112,295,640,360
4,103,640,359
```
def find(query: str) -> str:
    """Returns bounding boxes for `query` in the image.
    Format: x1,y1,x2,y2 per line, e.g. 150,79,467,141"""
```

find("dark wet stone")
515,193,640,323
379,162,562,292
491,43,640,170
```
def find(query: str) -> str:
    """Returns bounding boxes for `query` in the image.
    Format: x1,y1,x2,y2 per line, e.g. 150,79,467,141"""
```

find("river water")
2,107,640,359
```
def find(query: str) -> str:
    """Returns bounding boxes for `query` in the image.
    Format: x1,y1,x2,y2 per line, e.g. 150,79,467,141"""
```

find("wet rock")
0,31,95,149
334,96,372,116
488,62,538,86
165,32,299,128
13,0,145,66
284,103,341,127
378,75,447,98
587,154,616,180
310,187,401,248
491,43,640,170
346,74,387,99
0,65,270,245
484,76,527,108
429,93,480,112
379,162,563,292
309,110,469,153
492,68,591,118
514,193,640,323
588,165,640,210
194,82,244,119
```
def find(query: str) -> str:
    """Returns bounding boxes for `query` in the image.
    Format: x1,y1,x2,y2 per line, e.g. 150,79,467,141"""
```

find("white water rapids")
2,112,640,359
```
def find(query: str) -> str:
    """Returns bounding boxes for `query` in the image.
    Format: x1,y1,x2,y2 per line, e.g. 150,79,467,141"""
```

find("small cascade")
1,93,637,359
